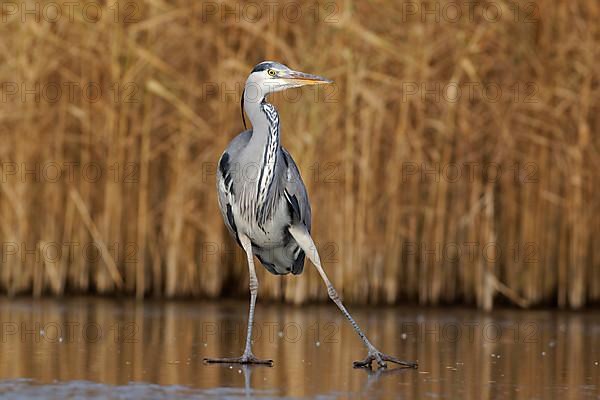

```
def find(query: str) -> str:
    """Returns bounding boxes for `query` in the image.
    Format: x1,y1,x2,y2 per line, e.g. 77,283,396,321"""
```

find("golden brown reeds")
0,0,598,308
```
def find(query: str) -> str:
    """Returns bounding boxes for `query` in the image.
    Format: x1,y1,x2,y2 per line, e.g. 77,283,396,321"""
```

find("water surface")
0,297,598,399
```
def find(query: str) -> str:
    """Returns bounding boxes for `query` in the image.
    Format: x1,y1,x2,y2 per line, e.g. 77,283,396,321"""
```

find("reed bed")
0,0,598,308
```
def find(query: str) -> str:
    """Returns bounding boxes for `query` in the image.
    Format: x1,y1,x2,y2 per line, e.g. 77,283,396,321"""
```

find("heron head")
245,61,332,99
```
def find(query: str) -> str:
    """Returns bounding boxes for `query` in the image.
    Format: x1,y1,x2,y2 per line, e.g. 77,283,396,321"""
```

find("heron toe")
353,351,418,370
204,354,273,366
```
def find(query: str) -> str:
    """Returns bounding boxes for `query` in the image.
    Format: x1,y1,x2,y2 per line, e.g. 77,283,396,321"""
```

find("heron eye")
267,69,276,77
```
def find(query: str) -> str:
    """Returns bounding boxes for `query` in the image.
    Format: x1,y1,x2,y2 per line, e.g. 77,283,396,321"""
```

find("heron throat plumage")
255,102,280,226
240,88,282,229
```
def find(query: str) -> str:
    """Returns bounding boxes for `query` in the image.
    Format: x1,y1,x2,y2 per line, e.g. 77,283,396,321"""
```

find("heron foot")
353,349,418,370
204,353,273,366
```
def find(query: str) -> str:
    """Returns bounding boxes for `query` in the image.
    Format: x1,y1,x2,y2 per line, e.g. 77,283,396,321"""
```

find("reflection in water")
0,297,598,399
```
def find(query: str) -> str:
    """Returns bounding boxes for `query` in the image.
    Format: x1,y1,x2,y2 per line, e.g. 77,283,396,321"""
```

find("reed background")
0,0,598,309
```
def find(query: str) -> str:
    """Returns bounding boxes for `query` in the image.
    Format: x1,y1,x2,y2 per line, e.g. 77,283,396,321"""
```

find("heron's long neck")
244,95,281,211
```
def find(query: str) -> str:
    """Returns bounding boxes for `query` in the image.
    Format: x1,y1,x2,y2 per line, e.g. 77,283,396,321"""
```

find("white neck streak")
243,92,281,223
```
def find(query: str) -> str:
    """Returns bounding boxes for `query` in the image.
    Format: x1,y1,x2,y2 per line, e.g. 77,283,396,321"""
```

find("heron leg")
204,233,273,366
289,225,418,370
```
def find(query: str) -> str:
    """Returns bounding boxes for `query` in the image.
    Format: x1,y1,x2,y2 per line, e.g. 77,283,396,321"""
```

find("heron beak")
282,70,333,86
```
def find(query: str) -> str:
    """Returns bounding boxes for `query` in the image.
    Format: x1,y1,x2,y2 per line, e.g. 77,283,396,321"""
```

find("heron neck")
244,94,281,152
243,94,281,213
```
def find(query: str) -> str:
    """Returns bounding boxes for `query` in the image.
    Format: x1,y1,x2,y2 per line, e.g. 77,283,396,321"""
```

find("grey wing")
216,130,252,246
281,147,312,233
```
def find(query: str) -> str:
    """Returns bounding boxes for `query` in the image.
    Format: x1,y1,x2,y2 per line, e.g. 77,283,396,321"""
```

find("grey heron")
204,61,417,370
